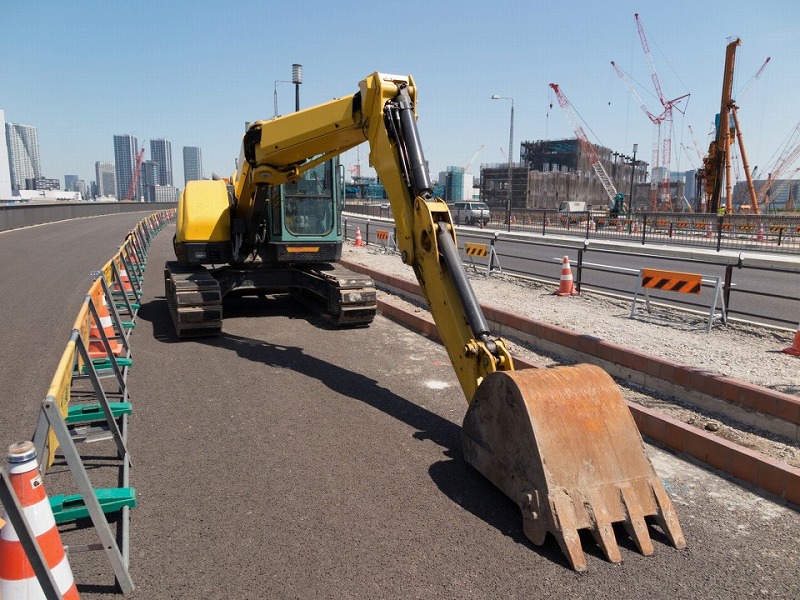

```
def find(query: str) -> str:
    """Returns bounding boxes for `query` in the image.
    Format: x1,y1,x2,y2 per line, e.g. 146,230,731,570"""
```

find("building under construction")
480,138,651,211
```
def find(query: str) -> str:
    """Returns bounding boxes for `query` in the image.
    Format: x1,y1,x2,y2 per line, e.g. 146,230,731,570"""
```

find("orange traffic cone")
88,298,123,359
354,227,363,247
556,256,579,296
0,441,80,599
616,219,622,233
118,265,133,292
783,323,800,357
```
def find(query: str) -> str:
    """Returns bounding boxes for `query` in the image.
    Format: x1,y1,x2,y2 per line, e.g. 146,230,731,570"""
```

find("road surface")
1,216,798,598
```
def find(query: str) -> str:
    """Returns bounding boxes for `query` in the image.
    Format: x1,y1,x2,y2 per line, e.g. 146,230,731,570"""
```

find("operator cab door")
264,158,344,264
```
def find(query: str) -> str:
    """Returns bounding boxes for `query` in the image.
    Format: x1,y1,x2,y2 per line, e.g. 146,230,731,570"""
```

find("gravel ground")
341,244,800,468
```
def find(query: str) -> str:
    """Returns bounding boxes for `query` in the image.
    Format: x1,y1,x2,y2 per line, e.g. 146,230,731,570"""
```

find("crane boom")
549,83,620,205
631,13,689,212
125,147,145,201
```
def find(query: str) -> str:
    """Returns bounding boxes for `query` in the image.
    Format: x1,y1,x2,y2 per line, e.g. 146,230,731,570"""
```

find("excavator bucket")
461,364,685,572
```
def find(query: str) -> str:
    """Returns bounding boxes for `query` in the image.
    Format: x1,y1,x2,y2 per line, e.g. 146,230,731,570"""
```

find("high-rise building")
65,174,79,191
183,146,204,183
114,134,139,200
0,110,11,198
153,185,178,203
6,121,41,194
150,139,173,187
142,159,159,202
95,161,116,197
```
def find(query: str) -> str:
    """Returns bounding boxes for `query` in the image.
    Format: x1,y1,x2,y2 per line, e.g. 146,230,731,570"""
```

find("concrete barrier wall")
0,202,178,232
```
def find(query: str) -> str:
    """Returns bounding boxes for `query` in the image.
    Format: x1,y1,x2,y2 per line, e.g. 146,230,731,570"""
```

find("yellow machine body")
176,180,231,243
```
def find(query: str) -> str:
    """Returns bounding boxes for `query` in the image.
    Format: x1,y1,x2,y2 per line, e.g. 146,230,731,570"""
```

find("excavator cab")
283,166,337,237
254,158,345,265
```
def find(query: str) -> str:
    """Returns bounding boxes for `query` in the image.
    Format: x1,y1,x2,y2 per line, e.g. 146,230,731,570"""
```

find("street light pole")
628,143,638,217
492,95,514,231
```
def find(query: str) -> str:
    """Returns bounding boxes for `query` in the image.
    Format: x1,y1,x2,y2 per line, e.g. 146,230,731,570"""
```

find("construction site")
480,16,799,218
2,4,800,597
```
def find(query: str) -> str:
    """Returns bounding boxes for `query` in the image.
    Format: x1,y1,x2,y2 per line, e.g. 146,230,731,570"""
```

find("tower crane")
631,13,689,212
125,145,146,201
462,144,484,171
549,83,625,212
754,124,800,212
610,60,666,212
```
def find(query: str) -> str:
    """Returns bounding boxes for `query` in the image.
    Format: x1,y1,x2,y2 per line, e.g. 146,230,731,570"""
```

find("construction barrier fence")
0,209,175,595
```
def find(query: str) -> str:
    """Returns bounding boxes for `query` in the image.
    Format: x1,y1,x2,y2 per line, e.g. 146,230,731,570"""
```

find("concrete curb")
342,259,800,506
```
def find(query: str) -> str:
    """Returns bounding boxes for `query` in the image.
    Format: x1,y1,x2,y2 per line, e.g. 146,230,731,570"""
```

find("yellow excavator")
166,72,686,571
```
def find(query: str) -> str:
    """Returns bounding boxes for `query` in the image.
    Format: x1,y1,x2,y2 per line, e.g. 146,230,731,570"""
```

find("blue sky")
3,1,799,189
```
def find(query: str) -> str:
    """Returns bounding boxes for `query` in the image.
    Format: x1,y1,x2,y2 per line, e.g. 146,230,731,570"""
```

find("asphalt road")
0,213,151,446
2,216,799,598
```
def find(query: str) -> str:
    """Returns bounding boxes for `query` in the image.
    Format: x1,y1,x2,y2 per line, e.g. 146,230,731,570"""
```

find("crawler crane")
165,72,686,571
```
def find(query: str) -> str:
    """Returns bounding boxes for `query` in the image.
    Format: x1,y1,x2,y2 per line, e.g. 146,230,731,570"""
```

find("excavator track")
291,264,377,327
164,261,223,337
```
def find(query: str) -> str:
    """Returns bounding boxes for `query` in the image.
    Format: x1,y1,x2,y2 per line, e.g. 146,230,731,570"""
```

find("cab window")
283,162,334,236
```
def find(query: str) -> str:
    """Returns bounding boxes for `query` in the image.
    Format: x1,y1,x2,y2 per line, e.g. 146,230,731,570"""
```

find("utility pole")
629,144,638,217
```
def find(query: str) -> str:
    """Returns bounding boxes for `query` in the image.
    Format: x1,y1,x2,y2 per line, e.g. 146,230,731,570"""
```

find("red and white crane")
613,14,689,212
126,146,146,201
549,83,620,205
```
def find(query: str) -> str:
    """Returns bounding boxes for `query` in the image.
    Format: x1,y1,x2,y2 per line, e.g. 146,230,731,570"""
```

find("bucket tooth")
461,364,686,571
652,481,687,549
550,493,587,572
586,492,622,564
620,484,654,556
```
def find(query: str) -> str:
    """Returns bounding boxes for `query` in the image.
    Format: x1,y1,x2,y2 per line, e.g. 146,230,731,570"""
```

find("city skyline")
2,1,799,194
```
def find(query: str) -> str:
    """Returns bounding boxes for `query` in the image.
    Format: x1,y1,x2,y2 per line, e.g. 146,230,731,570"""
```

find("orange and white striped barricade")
0,442,79,599
29,331,135,593
463,239,501,278
630,268,726,333
87,279,128,361
375,228,399,255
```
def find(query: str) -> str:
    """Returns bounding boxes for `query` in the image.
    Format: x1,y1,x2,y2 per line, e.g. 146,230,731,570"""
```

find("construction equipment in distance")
549,83,628,217
167,72,686,571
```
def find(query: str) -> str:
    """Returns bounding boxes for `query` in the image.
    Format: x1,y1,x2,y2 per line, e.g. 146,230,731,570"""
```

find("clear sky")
3,0,798,189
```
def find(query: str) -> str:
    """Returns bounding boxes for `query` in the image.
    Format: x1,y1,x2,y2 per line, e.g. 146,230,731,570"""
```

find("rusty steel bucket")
462,364,686,571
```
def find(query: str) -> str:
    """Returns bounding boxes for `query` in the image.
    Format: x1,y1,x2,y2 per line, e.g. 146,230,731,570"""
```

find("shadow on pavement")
135,294,578,570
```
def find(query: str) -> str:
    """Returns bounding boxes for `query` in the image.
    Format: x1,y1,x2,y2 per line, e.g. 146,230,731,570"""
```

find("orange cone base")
783,330,800,356
556,285,579,297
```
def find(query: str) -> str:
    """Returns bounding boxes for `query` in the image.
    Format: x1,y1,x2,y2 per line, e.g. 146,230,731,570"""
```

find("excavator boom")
227,72,686,570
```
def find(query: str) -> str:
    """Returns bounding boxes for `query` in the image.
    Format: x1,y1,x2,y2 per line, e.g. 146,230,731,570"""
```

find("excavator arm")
232,72,685,571
233,73,512,399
